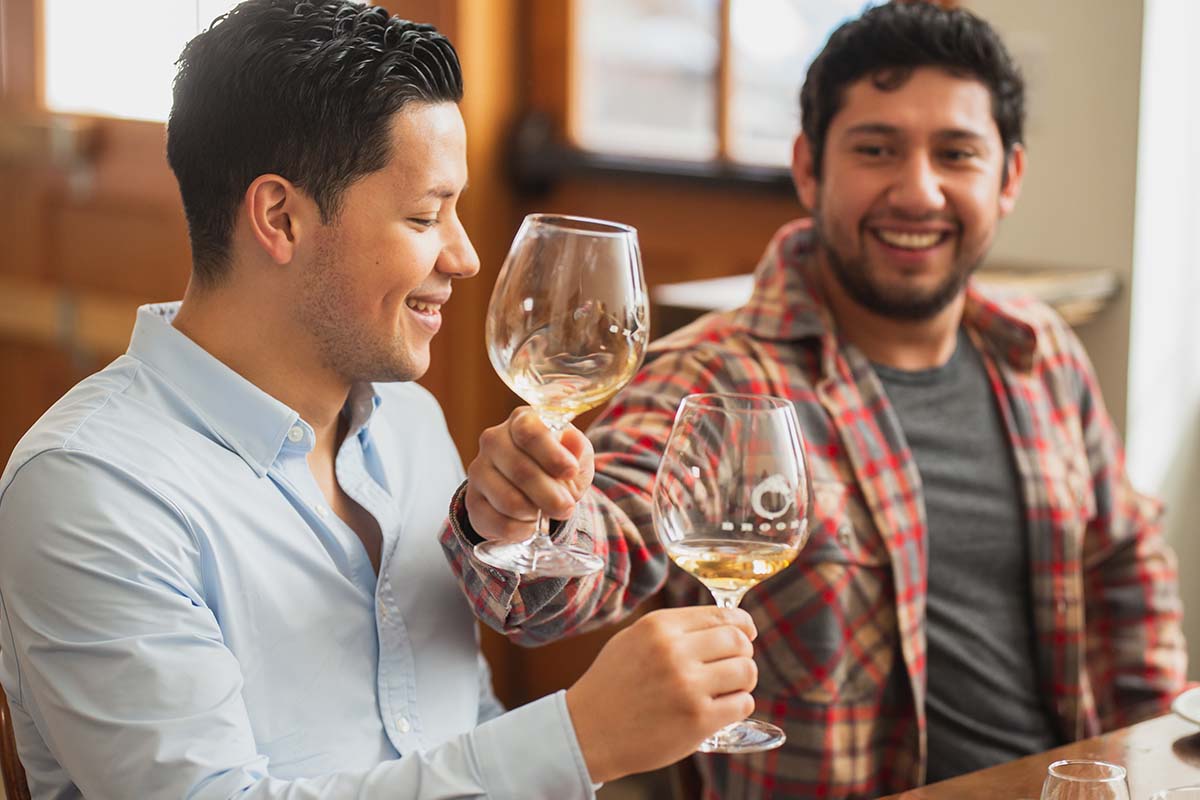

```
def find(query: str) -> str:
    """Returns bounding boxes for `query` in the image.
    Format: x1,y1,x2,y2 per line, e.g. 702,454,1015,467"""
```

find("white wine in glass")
475,213,649,578
654,393,813,752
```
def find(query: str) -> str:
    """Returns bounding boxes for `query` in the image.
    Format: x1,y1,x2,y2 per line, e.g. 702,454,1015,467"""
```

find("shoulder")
2,357,143,491
970,285,1099,411
0,357,214,565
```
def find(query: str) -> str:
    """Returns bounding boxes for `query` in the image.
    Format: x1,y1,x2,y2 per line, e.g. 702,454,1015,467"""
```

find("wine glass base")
697,719,785,754
473,539,604,579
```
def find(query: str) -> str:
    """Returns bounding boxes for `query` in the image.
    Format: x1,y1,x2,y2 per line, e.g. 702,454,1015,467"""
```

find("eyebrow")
844,123,901,137
844,123,988,143
422,181,468,200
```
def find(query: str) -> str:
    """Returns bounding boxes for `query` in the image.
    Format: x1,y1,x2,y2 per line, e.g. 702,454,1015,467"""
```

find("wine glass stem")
710,589,746,609
529,510,555,570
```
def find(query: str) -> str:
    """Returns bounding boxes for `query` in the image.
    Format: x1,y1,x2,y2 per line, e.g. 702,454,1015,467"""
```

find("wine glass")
474,213,649,578
1040,760,1131,800
652,393,813,752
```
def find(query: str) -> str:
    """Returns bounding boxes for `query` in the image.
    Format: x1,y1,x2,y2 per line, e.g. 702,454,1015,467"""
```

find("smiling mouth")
873,229,951,250
405,299,443,315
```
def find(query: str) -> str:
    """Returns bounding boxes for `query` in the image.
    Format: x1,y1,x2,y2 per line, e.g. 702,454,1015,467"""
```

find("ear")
791,133,820,212
998,143,1026,218
243,174,310,265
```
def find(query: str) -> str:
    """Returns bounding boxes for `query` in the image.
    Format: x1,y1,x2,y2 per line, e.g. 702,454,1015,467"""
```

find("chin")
392,351,430,383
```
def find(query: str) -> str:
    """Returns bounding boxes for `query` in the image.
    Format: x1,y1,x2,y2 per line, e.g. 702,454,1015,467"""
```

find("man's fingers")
650,606,757,640
705,690,757,725
508,408,579,480
486,442,576,519
466,459,538,521
697,655,758,698
683,624,755,665
464,479,539,543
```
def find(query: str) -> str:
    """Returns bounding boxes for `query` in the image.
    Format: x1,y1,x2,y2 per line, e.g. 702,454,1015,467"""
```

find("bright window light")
44,1,244,121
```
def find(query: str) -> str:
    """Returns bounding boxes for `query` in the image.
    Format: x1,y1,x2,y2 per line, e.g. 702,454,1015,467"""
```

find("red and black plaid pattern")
441,219,1185,799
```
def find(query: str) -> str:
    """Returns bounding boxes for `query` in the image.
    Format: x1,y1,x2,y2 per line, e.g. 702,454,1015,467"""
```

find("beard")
297,237,426,386
812,208,982,321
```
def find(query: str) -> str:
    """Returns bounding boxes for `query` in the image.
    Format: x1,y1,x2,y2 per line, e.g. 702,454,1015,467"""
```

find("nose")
438,213,480,279
888,151,946,217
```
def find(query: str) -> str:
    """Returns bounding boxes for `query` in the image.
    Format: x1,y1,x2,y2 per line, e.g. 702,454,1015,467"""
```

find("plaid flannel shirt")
441,219,1186,799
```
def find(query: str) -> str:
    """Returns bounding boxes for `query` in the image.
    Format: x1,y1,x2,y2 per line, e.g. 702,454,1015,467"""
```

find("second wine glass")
653,393,813,753
475,213,649,578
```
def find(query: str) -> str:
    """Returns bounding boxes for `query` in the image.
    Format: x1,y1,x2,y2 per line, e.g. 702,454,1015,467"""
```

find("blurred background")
1,0,1198,795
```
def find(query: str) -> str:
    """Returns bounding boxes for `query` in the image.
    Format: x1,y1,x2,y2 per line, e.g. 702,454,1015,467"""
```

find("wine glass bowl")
475,213,649,578
653,393,812,752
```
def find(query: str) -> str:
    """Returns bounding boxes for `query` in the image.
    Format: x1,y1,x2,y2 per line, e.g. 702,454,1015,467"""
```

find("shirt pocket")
746,480,898,705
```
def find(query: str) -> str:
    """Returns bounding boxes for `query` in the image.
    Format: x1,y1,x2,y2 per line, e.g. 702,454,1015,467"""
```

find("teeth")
877,230,943,250
406,299,441,313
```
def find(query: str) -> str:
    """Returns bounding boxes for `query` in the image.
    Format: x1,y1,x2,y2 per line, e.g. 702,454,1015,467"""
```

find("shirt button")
396,716,411,733
287,426,304,443
315,504,329,519
837,525,853,547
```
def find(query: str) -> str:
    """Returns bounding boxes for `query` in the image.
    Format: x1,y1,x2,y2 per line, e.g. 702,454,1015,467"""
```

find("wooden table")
880,714,1200,799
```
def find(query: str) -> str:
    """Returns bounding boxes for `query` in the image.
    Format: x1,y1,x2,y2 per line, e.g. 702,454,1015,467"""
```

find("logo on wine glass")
751,473,794,520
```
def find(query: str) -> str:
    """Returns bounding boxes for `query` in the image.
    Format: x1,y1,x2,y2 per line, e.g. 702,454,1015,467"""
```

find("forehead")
830,67,999,140
379,102,468,191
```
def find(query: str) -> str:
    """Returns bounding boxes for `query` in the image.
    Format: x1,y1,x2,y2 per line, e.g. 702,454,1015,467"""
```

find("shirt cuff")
472,691,597,800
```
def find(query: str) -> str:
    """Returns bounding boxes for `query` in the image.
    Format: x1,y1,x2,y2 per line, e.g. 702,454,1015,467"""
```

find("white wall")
1126,0,1200,675
963,0,1145,436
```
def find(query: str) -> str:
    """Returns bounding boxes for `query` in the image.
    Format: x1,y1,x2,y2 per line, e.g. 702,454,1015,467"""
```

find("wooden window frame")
516,0,956,194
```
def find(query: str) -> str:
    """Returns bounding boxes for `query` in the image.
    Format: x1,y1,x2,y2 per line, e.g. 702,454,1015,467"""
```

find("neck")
172,277,350,455
817,259,965,371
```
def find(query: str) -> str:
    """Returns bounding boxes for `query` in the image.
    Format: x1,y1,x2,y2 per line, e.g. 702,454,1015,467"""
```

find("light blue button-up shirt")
0,303,595,799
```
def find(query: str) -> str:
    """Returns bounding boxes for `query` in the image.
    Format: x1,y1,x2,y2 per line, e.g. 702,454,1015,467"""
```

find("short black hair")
800,1,1024,181
166,0,463,284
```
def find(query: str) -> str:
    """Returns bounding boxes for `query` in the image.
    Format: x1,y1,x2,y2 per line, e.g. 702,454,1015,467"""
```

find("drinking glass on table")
1040,760,1131,800
652,393,813,753
474,213,649,578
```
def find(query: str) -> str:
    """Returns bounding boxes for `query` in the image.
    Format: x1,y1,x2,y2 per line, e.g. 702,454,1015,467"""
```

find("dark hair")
166,0,463,283
800,1,1024,181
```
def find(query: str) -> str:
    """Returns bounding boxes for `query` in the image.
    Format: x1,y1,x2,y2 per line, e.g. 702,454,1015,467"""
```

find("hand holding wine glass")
653,392,813,753
472,213,648,578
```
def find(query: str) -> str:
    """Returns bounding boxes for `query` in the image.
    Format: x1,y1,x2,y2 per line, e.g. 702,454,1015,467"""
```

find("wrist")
565,684,618,784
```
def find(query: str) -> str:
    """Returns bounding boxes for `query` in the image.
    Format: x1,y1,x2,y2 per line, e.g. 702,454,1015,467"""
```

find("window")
572,0,886,169
43,1,250,121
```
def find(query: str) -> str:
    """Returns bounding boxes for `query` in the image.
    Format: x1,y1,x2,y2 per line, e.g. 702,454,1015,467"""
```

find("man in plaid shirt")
441,3,1186,797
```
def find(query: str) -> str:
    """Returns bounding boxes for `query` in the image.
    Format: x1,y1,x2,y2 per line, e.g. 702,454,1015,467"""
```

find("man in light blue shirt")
0,1,760,797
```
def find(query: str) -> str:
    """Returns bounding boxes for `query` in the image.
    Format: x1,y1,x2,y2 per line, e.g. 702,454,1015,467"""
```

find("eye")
408,217,440,228
854,144,890,158
941,149,976,162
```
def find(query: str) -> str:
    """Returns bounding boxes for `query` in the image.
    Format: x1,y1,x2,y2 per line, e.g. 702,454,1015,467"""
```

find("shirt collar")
734,218,1041,373
345,381,384,441
126,302,384,476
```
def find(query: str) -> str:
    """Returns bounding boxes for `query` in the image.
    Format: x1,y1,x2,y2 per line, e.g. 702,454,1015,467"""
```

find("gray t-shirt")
873,328,1060,783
